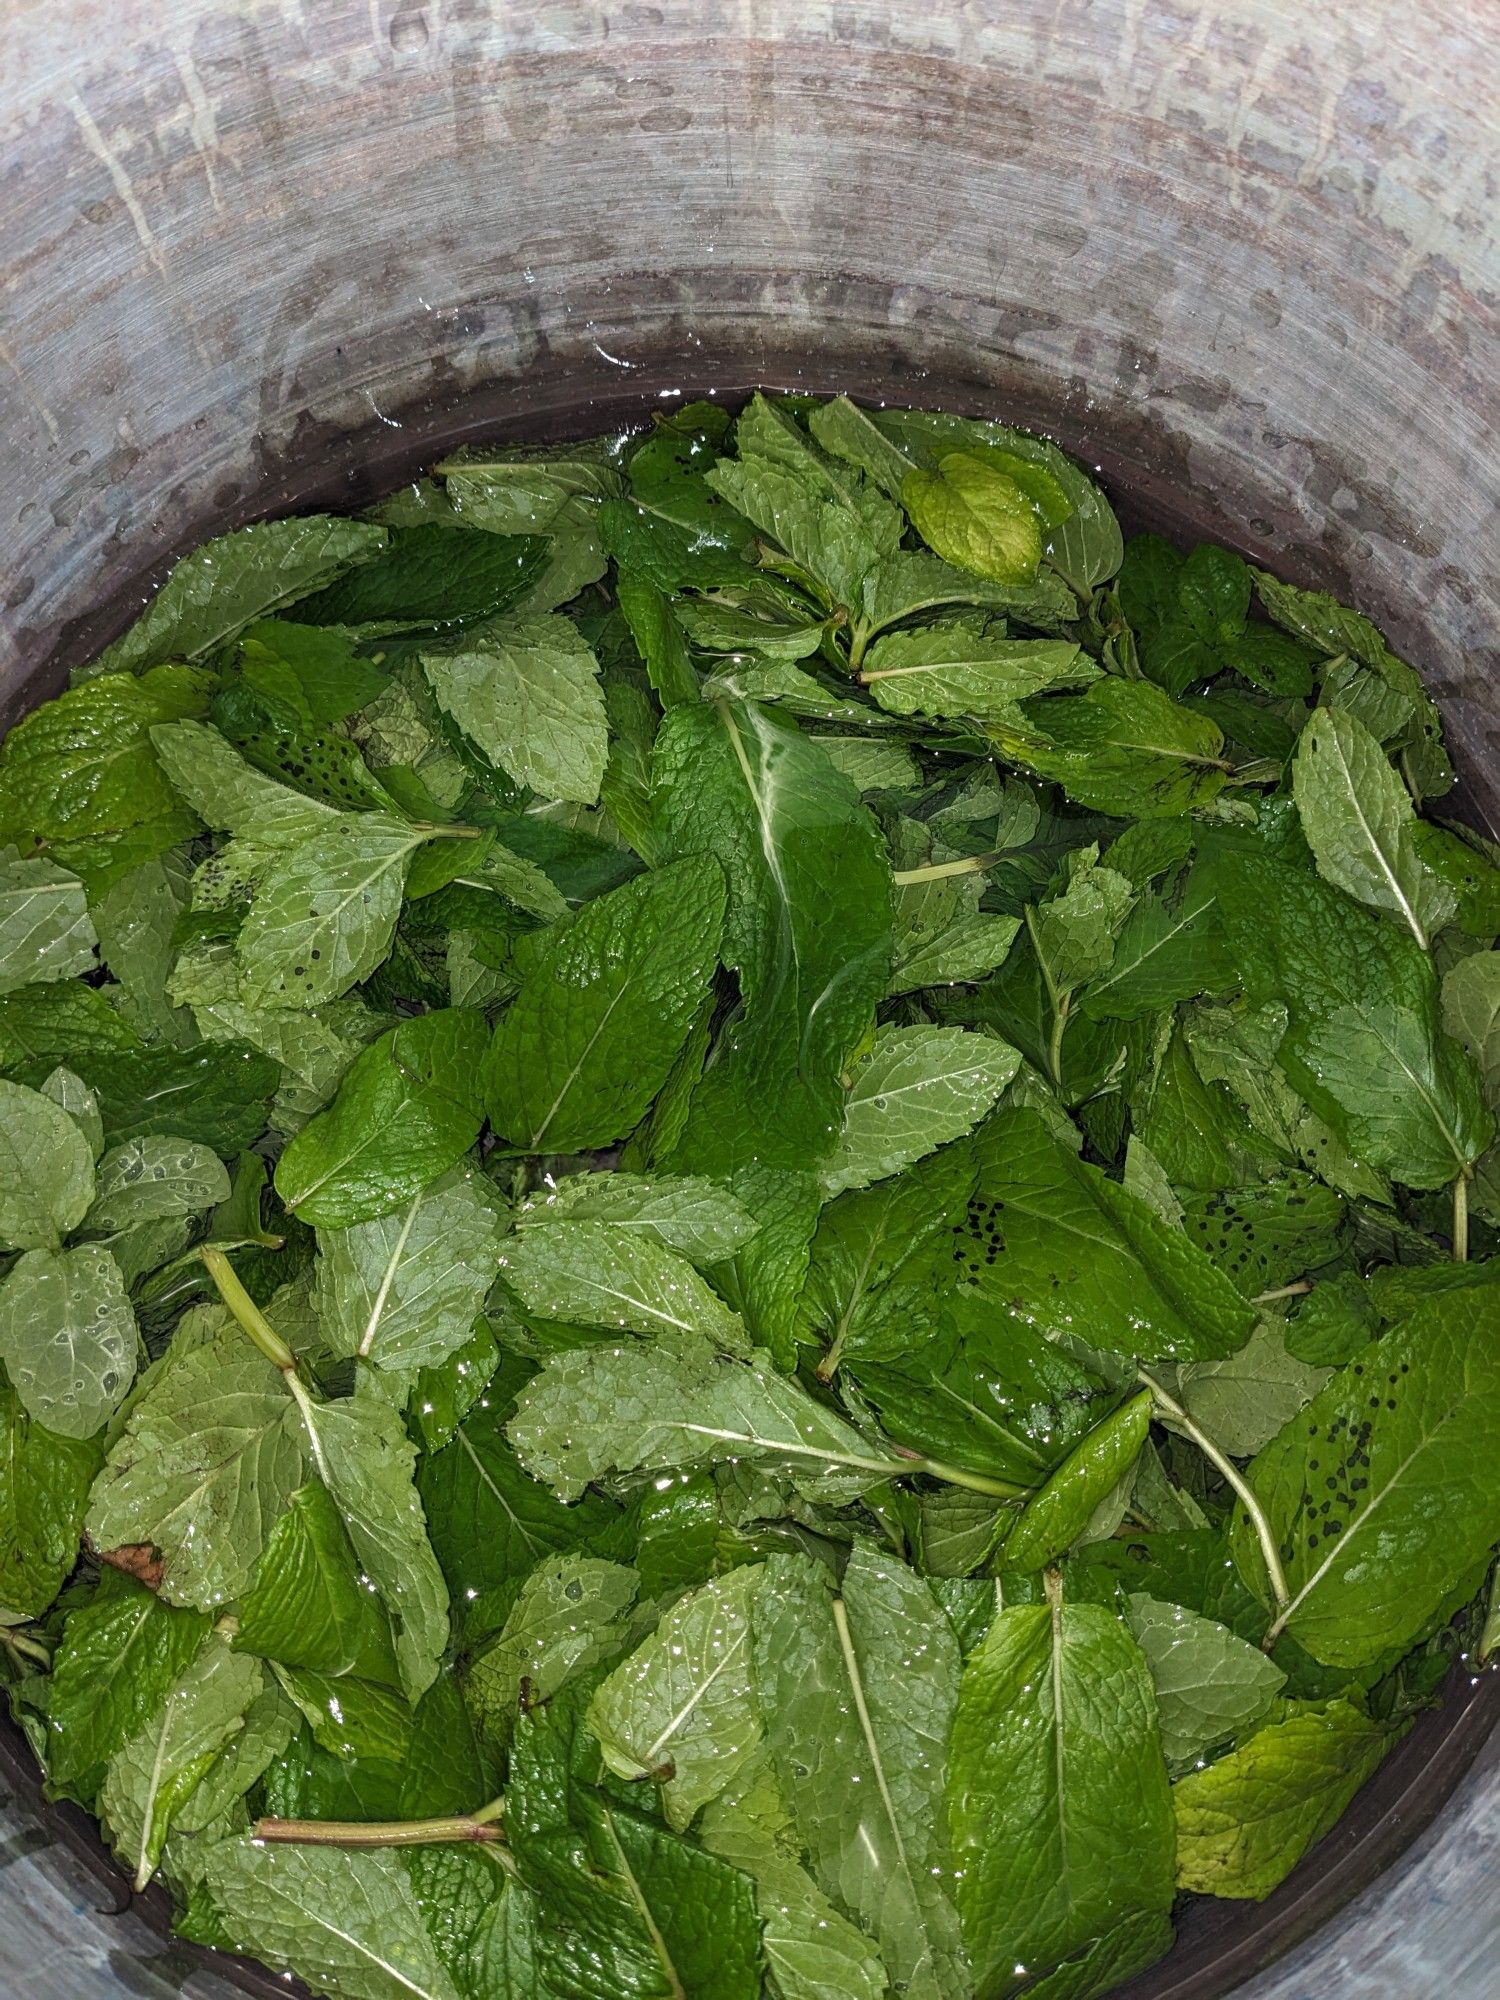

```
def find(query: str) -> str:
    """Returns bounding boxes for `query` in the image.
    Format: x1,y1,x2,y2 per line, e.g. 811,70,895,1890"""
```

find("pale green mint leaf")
423,610,608,804
818,737,920,793
85,1136,231,1233
1125,1594,1285,1770
948,1590,1175,1993
698,1746,889,2000
86,1335,305,1609
513,1172,760,1267
1172,1699,1397,1899
99,1637,263,1889
0,1077,96,1248
485,856,725,1152
197,1837,461,2000
508,1328,891,1505
903,451,1042,586
233,1478,399,1685
1030,848,1139,999
890,908,1020,996
467,834,570,922
859,621,1094,720
88,853,193,1042
89,517,387,678
291,1384,449,1698
1292,707,1455,946
0,850,96,991
0,1244,137,1439
312,1167,504,1391
1441,949,1500,1091
40,1064,105,1159
867,408,1123,593
963,1110,1255,1364
237,814,425,1008
990,678,1231,819
821,1025,1020,1196
1122,1136,1184,1228
590,1564,765,1830
1229,1289,1500,1667
1001,1392,1153,1572
1297,999,1490,1190
467,1554,639,1740
755,1547,967,2000
151,720,339,846
655,699,894,1174
1175,1320,1333,1458
860,550,1074,637
501,1218,747,1353
0,1369,103,1617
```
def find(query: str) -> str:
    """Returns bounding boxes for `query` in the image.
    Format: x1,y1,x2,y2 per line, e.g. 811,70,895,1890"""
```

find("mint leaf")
85,1136,230,1232
1079,877,1230,1022
99,1636,263,1888
233,1478,400,1684
655,700,892,1173
821,1025,1019,1196
755,1547,967,2000
312,1167,504,1390
0,1243,136,1439
466,1554,639,1740
1124,1594,1285,1769
509,1329,888,1505
69,1040,280,1153
85,1334,305,1609
0,1369,103,1616
90,518,387,677
1172,1699,1398,1899
990,678,1231,818
948,1587,1174,1993
500,1219,747,1353
1215,852,1492,1187
424,611,608,804
197,1838,462,2000
151,719,339,845
0,851,96,991
238,813,426,1007
1174,1318,1332,1458
963,1111,1254,1363
486,857,724,1152
858,621,1093,719
903,451,1043,586
1292,706,1455,946
514,1172,758,1267
1000,1391,1152,1571
589,1564,764,1830
0,1076,95,1247
1229,1289,1500,1665
699,1748,888,2000
276,1009,489,1226
46,1575,211,1796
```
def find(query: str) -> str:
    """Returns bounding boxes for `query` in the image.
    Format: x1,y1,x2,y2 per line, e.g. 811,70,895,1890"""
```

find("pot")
1,4,1496,1996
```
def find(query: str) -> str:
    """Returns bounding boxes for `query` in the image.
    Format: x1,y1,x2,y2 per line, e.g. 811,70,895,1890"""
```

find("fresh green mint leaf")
237,813,426,1008
1001,1392,1152,1571
46,1575,211,1797
276,1009,489,1226
466,1553,639,1744
85,1136,231,1233
1124,1594,1285,1770
0,1243,137,1439
500,1218,747,1353
487,857,724,1152
0,1368,103,1617
821,1025,1019,1196
0,1076,95,1248
151,719,340,845
0,850,97,991
233,1478,400,1685
858,621,1093,720
424,611,608,805
514,1172,759,1267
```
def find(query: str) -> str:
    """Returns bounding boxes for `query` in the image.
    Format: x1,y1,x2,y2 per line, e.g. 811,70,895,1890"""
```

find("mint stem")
1251,1279,1312,1305
892,851,1005,886
254,1811,507,1850
1139,1370,1290,1618
1453,1172,1470,1263
0,1626,51,1669
199,1248,299,1375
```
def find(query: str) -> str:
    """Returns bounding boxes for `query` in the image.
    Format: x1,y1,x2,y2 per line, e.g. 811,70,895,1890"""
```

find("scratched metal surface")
1,2,1497,1995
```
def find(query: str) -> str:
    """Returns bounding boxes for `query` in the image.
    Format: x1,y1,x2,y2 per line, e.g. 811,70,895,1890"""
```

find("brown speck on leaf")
98,1543,165,1591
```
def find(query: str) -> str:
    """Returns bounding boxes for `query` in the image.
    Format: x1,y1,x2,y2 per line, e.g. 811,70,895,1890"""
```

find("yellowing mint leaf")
902,450,1043,586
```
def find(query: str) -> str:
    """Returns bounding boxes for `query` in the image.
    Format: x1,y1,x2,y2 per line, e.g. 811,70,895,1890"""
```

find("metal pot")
1,4,1496,1995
